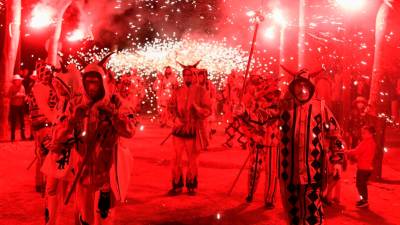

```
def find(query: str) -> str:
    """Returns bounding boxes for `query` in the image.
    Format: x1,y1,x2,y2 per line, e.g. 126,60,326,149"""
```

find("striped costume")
279,98,343,225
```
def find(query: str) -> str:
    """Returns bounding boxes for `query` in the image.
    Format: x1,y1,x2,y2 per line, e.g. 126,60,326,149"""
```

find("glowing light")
82,131,86,137
246,11,256,17
384,147,388,153
336,0,366,11
29,4,54,28
216,213,221,220
139,125,144,131
264,27,276,40
272,8,287,27
67,29,85,42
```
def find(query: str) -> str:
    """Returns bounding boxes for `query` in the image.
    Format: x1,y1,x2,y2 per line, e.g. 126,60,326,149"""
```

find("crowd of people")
4,55,383,224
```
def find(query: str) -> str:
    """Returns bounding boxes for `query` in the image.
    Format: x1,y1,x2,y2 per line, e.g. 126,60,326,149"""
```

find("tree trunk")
370,0,400,113
370,0,400,180
0,0,21,141
46,0,72,65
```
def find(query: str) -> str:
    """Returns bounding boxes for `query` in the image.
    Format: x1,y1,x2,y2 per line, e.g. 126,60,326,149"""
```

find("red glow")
29,4,54,28
336,0,366,11
272,8,287,27
66,29,85,42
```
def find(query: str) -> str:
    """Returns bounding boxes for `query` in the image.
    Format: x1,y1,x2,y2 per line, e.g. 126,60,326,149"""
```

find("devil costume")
167,65,212,195
278,69,344,225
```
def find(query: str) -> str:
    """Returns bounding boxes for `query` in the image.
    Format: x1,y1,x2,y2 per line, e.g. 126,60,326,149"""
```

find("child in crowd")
347,125,377,208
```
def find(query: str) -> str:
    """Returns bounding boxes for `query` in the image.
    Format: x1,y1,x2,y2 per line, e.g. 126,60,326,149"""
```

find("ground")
0,121,400,225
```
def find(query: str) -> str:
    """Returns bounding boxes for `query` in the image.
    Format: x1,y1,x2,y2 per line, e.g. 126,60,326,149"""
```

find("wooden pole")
240,21,260,101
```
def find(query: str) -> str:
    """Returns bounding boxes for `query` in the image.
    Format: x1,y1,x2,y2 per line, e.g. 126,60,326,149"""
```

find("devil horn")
176,61,186,69
280,65,297,76
308,69,324,78
192,60,201,68
98,52,114,68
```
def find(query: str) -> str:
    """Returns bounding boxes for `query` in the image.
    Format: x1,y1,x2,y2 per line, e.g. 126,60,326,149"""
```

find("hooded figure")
51,57,136,225
278,67,344,225
167,66,212,195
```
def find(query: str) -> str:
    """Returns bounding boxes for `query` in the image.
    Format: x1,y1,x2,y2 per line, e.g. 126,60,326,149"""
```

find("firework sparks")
106,38,250,89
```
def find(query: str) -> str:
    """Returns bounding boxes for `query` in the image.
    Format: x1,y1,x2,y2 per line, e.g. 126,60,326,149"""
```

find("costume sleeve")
51,114,75,153
193,87,212,119
113,100,136,138
49,99,78,153
323,105,345,165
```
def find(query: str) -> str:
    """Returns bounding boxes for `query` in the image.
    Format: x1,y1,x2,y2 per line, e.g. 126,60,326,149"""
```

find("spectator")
347,126,377,208
7,74,26,142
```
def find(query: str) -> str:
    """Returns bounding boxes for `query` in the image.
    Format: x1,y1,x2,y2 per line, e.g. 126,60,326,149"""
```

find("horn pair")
176,60,201,69
56,51,115,73
280,65,324,78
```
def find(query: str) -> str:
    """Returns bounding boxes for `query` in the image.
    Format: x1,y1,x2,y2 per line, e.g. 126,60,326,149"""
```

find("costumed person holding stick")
278,67,344,225
240,80,281,209
40,63,82,225
167,63,211,195
27,60,58,193
53,56,136,225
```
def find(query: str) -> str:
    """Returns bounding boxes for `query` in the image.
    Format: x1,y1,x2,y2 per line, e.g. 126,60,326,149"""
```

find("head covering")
255,79,281,99
82,63,106,101
352,96,368,106
13,74,23,80
281,65,319,104
288,75,315,104
81,52,114,101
